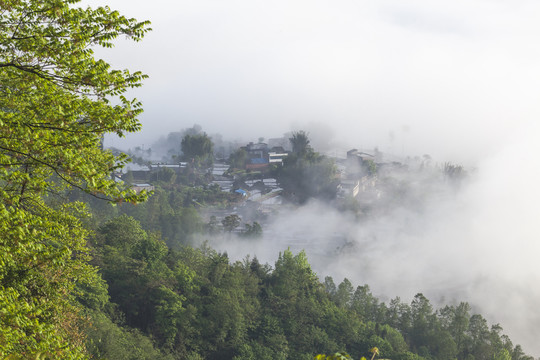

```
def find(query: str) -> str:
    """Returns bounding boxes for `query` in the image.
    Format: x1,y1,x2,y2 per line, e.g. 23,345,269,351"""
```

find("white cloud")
90,0,540,165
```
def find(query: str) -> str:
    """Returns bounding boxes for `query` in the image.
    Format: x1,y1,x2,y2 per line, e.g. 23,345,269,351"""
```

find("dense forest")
66,179,530,360
0,1,535,359
74,183,534,360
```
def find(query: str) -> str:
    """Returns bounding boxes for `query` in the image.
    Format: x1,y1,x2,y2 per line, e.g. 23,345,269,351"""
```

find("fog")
89,0,540,165
79,0,540,355
199,125,540,355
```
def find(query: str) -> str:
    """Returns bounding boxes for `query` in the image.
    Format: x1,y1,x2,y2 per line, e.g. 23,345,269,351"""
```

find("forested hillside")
74,184,533,360
0,1,535,359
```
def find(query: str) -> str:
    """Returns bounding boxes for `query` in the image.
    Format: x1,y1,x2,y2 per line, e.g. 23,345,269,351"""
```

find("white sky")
86,0,540,164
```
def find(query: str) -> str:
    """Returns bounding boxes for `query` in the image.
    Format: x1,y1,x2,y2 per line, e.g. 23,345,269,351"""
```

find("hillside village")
113,130,455,235
4,1,535,358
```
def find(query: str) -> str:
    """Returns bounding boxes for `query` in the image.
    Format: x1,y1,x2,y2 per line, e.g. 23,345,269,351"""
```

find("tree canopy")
0,0,150,357
181,133,214,168
290,130,312,157
277,131,338,204
0,2,534,360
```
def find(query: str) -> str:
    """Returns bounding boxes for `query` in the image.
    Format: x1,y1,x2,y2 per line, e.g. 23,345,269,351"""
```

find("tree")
443,162,466,184
324,276,337,297
351,285,379,321
150,167,177,184
467,314,491,359
181,133,214,168
222,214,241,233
277,131,338,203
495,349,512,360
205,215,221,235
335,278,354,308
314,352,353,360
228,148,248,170
409,293,435,352
438,302,470,356
151,125,203,162
0,0,150,357
83,310,172,360
290,131,312,157
242,222,263,238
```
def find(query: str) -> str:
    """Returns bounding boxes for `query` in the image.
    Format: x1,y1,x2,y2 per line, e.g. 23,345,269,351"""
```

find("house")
245,142,270,170
116,163,151,181
150,163,187,172
268,146,287,166
339,179,360,198
242,142,288,170
235,188,248,197
346,149,375,178
347,149,375,162
132,183,155,193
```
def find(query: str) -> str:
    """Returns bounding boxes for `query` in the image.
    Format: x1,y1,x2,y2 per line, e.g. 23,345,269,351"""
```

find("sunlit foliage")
0,0,149,357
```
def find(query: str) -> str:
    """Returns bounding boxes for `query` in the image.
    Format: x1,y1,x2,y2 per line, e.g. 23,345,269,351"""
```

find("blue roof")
250,158,268,164
235,189,247,195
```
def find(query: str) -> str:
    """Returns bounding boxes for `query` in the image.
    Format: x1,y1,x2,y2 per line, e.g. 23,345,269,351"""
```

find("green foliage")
181,133,214,168
205,215,221,235
1,4,528,359
74,194,533,360
351,285,380,322
150,167,177,184
277,131,338,203
335,278,354,308
84,310,173,360
93,216,177,334
114,187,207,247
228,148,249,170
222,214,241,232
233,341,287,360
242,221,263,238
75,272,110,312
290,131,312,157
324,276,337,297
438,302,471,357
95,214,148,252
81,212,533,360
0,202,97,359
0,0,150,356
314,352,353,360
75,195,533,360
494,349,512,360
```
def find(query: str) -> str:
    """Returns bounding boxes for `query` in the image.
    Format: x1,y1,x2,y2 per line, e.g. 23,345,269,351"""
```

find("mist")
78,0,540,354
196,123,540,356
92,0,540,166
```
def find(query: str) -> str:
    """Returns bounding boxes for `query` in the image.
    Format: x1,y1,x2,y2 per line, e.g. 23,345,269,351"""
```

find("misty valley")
3,1,539,359
65,125,532,360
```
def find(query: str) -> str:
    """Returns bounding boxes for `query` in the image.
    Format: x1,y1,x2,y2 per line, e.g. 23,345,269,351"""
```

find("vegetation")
77,210,533,360
228,148,249,170
181,133,215,169
222,214,241,233
0,0,149,357
0,2,533,360
277,131,339,204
